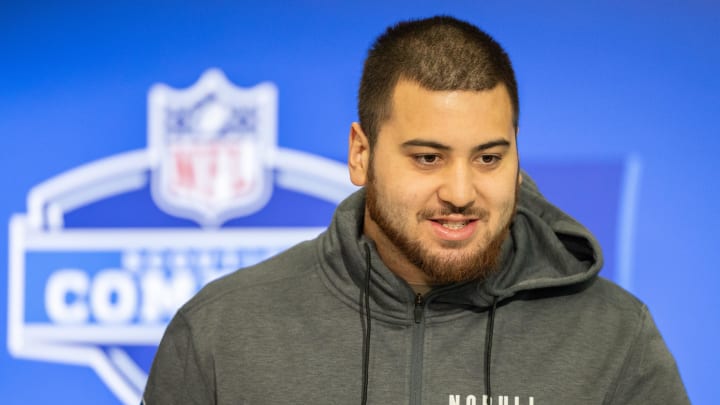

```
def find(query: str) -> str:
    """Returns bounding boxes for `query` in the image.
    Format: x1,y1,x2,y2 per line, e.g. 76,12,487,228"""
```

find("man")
143,16,689,404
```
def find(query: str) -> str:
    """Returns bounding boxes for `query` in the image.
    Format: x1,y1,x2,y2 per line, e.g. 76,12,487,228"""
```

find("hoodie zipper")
414,293,425,324
410,293,426,405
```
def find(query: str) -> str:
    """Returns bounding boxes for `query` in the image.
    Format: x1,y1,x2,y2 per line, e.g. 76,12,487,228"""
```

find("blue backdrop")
1,1,718,404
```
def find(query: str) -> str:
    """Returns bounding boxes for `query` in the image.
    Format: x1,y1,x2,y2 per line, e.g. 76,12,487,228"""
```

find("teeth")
441,221,468,230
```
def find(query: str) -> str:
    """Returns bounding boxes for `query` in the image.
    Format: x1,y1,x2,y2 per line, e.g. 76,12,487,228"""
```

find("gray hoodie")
144,176,689,404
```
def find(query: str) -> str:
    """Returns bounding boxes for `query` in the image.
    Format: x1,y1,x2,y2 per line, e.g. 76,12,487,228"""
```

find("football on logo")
7,69,357,405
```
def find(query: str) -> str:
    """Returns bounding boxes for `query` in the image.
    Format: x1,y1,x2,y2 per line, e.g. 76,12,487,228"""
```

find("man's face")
349,80,520,285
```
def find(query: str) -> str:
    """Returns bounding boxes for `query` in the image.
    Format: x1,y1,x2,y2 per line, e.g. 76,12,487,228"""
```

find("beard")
365,165,517,285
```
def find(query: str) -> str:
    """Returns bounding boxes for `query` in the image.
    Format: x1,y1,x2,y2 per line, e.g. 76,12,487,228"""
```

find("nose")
437,162,476,210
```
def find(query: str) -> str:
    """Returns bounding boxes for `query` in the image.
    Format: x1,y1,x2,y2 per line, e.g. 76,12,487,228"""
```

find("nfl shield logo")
148,69,278,227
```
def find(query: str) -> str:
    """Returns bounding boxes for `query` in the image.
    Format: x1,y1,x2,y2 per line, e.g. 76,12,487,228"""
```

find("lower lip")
430,220,479,241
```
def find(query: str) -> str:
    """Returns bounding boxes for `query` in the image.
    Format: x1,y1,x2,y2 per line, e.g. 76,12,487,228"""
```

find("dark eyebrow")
401,138,511,152
401,139,451,151
472,139,511,153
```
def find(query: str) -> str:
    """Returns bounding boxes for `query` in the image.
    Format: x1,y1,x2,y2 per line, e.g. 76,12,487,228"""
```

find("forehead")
381,80,515,143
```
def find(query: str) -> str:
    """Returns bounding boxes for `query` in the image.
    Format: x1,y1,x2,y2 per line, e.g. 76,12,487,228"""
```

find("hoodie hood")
317,171,603,318
483,173,602,299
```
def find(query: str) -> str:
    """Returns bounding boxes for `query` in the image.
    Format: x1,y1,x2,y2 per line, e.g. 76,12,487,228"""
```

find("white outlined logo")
149,70,278,226
7,69,356,404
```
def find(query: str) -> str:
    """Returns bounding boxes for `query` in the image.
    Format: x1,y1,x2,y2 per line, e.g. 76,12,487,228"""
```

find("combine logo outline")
7,69,356,404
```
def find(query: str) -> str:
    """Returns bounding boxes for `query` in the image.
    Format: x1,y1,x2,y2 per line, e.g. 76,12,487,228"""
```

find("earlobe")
348,122,370,186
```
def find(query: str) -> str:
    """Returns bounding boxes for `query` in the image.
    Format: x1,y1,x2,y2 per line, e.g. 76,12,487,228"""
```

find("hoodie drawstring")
361,244,372,405
361,244,499,403
484,296,499,399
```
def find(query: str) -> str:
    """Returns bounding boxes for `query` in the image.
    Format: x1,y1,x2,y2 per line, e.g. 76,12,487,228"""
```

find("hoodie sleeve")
606,305,690,404
142,312,214,405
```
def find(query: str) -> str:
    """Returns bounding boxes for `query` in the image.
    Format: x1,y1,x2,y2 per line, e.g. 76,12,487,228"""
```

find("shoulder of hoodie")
511,275,650,325
561,275,650,320
177,237,323,318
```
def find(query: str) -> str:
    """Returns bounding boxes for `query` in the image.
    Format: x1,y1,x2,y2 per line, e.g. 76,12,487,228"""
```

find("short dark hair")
358,16,519,147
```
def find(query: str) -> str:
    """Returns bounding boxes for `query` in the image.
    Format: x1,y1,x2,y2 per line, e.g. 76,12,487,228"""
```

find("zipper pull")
414,293,424,324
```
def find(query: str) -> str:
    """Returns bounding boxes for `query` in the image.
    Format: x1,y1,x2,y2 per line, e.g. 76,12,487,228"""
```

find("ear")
348,122,371,186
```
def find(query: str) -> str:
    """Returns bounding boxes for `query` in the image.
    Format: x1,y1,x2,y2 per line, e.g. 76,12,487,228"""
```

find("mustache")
417,203,490,220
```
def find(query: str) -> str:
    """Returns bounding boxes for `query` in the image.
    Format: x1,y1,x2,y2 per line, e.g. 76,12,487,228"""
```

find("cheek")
383,185,418,209
373,167,425,201
374,179,427,219
370,158,449,208
395,181,435,209
483,177,518,211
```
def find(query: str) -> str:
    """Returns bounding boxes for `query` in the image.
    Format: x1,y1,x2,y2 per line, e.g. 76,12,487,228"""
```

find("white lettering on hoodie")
449,394,535,405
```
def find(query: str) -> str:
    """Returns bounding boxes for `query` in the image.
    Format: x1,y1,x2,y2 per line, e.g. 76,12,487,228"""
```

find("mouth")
435,219,473,230
428,217,480,241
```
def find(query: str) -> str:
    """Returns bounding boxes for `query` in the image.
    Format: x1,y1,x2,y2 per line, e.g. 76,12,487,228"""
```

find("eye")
414,154,441,165
478,154,501,165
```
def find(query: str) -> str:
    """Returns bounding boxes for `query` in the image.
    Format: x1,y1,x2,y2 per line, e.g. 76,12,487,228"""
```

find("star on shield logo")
148,69,278,227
